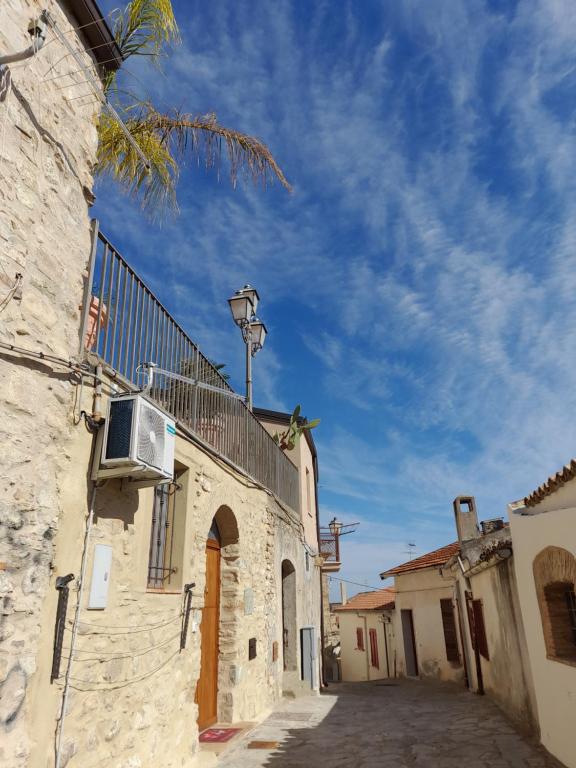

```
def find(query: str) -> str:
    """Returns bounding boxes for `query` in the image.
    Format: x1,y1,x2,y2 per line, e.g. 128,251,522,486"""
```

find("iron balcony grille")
319,529,340,563
81,221,300,514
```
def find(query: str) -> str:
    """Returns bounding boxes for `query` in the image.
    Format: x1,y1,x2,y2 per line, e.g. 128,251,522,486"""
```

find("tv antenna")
404,541,417,560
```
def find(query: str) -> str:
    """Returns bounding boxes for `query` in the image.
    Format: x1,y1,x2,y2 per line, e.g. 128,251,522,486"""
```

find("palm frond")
113,0,179,61
96,103,291,219
97,110,179,218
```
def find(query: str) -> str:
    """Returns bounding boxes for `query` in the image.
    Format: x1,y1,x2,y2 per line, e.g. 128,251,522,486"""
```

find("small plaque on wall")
244,588,254,615
272,641,279,662
248,637,257,660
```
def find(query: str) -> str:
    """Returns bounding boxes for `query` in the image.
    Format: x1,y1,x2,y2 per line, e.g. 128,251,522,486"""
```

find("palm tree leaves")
113,0,179,62
98,1,291,218
96,102,291,218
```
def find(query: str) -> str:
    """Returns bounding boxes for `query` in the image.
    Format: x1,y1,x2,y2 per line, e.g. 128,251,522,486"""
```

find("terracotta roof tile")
333,587,395,612
380,542,460,579
524,459,576,507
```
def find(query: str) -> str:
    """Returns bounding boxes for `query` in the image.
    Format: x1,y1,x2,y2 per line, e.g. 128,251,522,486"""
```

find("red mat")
199,728,242,743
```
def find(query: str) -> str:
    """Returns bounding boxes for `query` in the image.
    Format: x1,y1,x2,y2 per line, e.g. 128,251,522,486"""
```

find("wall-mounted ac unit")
94,394,175,484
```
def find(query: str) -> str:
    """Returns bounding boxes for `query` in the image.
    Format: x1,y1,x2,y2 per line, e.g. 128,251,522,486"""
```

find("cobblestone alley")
216,680,563,768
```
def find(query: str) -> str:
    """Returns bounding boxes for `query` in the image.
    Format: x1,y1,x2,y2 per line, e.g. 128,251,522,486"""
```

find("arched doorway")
197,519,221,731
281,559,297,672
197,507,240,730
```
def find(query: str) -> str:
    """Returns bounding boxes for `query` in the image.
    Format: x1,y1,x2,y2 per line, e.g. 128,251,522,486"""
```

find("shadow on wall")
237,680,561,768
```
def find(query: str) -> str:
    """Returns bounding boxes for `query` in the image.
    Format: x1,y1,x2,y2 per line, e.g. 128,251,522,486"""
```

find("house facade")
0,3,121,765
509,462,576,768
1,4,322,767
333,587,395,681
380,543,464,682
442,497,537,734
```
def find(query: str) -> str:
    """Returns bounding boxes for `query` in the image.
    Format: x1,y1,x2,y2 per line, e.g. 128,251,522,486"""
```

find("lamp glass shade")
228,293,253,325
329,518,342,536
242,284,260,315
249,317,267,350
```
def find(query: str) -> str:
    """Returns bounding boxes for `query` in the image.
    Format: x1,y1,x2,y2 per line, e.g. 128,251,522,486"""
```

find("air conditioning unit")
94,394,175,484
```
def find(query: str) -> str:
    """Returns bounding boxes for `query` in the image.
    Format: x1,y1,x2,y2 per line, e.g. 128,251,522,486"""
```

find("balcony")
319,528,341,572
80,222,300,514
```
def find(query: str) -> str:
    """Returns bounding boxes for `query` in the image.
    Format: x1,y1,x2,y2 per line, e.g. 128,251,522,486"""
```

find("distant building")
380,542,463,682
333,587,395,681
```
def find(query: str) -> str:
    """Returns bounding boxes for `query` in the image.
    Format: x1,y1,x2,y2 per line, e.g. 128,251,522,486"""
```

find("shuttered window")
440,599,460,663
356,627,365,650
466,593,490,661
369,628,379,669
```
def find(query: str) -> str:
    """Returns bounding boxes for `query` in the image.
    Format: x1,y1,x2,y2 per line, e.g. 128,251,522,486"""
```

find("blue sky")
94,0,576,596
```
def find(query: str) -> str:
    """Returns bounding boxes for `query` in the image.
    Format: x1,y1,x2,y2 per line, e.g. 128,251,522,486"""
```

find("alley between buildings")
216,680,562,768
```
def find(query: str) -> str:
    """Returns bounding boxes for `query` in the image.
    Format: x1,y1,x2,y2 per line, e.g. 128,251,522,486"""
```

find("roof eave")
60,0,123,74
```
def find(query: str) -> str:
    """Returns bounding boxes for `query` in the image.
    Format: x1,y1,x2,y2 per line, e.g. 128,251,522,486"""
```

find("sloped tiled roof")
524,459,576,507
379,542,460,579
333,587,395,612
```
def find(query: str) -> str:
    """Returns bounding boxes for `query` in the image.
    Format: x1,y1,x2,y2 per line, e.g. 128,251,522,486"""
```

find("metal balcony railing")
319,529,340,564
80,221,300,513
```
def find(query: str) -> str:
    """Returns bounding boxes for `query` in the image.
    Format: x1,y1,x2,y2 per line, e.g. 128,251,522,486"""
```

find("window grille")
440,598,460,663
543,582,576,660
369,628,379,669
147,482,179,589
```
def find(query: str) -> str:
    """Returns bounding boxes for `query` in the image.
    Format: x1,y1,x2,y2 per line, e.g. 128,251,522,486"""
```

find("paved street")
218,680,562,768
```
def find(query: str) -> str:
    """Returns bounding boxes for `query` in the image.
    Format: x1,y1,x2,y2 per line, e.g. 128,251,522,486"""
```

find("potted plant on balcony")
273,405,320,452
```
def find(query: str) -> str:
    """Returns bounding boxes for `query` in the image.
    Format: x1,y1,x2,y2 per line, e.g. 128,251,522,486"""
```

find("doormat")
199,728,242,743
247,741,280,750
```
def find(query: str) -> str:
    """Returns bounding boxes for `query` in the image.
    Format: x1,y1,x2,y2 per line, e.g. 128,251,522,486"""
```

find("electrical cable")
68,650,180,690
328,575,384,591
64,611,183,634
61,630,182,662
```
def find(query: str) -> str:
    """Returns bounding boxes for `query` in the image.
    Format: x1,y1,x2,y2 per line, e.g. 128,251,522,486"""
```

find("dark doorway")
281,560,297,671
401,609,418,677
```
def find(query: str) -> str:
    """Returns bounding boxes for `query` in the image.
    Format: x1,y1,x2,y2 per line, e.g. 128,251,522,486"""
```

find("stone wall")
23,381,321,768
0,3,102,766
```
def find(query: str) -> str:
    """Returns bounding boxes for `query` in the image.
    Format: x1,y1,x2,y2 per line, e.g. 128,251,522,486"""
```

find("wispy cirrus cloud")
95,0,576,593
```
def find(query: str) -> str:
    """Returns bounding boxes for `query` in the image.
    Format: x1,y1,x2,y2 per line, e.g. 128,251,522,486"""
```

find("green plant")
97,0,291,219
272,405,320,452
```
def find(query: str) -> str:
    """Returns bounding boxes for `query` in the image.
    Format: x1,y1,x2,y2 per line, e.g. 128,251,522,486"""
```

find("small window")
356,627,365,651
147,470,187,590
543,583,576,660
533,546,576,665
467,597,489,661
440,599,460,663
305,552,310,572
369,628,379,669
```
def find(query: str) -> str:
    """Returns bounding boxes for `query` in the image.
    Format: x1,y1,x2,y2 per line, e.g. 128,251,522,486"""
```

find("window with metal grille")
147,478,183,590
543,582,576,661
440,598,460,663
369,628,379,669
356,627,365,651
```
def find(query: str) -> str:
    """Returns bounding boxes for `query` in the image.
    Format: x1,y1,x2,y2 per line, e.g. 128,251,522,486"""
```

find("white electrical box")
88,544,112,610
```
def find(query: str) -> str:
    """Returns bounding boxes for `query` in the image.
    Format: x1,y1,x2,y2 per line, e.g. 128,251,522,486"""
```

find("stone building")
0,4,322,767
0,3,121,765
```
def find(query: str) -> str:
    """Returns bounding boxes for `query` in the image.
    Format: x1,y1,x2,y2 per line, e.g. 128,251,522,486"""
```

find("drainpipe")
93,363,103,421
313,454,327,688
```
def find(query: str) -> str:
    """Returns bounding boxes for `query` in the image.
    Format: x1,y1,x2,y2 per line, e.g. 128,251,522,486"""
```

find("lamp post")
228,284,267,411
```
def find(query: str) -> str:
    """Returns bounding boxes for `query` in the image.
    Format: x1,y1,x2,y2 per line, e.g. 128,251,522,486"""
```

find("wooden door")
196,537,220,730
401,609,418,677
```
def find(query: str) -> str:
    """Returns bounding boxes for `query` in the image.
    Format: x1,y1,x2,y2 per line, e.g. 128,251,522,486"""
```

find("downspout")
313,453,327,688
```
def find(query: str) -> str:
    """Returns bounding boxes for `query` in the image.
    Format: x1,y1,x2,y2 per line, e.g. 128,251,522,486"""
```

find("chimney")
453,496,480,544
340,582,347,606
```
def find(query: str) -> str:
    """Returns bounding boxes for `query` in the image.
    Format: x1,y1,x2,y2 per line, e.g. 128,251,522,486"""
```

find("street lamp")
328,518,343,537
228,284,267,411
